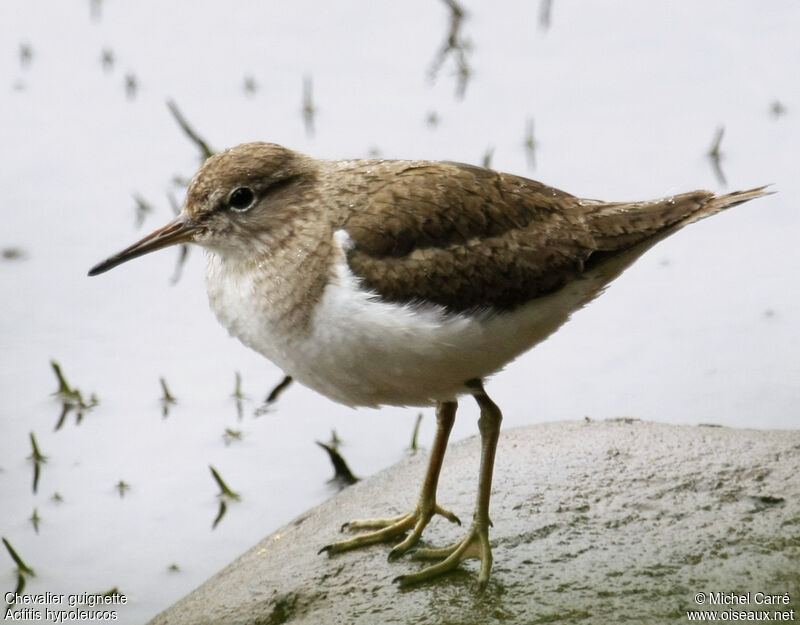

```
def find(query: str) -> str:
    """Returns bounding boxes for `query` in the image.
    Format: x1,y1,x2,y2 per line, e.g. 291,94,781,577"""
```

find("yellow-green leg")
395,379,502,591
320,400,460,558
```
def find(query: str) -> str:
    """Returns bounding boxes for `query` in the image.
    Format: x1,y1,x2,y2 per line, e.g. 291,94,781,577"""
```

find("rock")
148,420,800,624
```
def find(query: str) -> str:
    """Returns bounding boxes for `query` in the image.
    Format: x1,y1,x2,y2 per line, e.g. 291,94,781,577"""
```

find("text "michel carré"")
708,592,791,606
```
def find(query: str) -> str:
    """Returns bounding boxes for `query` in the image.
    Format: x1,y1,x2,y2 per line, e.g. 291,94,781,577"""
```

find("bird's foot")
319,503,460,559
394,520,492,591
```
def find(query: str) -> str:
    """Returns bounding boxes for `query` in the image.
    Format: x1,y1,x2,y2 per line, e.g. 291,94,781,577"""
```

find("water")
1,1,798,623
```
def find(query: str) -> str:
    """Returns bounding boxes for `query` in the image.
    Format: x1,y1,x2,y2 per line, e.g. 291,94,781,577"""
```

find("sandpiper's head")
88,142,313,276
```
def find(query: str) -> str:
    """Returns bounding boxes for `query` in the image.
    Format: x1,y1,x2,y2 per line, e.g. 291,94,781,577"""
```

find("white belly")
291,262,595,407
206,232,618,408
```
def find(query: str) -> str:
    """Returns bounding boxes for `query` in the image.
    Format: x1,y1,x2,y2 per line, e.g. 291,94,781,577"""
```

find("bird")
88,142,768,590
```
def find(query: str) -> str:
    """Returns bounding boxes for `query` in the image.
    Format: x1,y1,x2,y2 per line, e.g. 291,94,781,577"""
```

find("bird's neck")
203,224,334,362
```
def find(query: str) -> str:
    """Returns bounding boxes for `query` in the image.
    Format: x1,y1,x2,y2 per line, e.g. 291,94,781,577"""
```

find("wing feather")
341,162,594,312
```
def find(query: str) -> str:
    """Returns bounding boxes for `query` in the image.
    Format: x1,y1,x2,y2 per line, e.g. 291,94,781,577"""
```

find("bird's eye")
228,187,255,211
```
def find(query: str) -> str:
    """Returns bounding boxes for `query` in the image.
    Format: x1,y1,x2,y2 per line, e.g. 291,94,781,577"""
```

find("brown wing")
340,161,598,313
338,160,766,314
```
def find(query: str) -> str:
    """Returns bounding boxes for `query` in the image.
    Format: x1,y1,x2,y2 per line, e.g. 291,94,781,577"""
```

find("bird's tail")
672,186,772,228
585,185,772,253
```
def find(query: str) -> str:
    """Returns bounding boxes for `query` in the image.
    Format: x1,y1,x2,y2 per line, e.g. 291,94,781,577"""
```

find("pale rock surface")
149,420,800,624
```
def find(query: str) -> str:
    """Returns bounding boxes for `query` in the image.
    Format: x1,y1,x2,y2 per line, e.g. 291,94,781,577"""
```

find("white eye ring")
228,187,256,211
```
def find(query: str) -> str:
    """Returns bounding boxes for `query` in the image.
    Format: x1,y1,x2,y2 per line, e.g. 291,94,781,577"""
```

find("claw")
435,504,461,526
386,548,403,562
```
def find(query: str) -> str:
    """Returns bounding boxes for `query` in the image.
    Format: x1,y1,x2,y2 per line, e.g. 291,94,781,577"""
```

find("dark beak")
88,215,199,276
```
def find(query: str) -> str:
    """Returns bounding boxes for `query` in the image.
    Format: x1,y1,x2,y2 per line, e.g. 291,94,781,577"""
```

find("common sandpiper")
88,142,768,589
